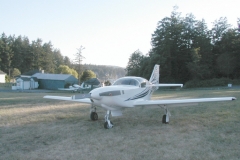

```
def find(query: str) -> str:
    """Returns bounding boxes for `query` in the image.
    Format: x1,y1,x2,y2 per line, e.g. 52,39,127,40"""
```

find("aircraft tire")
162,115,169,124
104,121,113,129
90,112,98,121
162,115,167,124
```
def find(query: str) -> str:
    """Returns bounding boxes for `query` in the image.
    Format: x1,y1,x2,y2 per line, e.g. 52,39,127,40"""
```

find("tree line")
0,33,72,79
0,34,126,82
126,7,240,85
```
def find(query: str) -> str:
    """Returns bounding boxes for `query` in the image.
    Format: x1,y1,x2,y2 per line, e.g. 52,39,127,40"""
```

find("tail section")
149,64,160,85
149,64,160,92
149,64,183,91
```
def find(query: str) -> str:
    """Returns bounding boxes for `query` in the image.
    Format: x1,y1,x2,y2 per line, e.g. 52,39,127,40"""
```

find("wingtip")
232,97,237,100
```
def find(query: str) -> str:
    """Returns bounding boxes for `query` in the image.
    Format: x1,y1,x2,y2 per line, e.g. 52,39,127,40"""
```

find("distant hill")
82,64,126,81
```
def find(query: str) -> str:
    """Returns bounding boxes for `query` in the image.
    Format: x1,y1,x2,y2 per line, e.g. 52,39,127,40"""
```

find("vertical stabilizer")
149,64,160,92
149,64,160,84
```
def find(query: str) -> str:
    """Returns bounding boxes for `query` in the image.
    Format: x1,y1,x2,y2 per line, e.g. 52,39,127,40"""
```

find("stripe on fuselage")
125,88,150,101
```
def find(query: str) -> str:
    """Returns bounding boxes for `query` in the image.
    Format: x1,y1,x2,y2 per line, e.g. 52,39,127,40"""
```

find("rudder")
149,64,160,84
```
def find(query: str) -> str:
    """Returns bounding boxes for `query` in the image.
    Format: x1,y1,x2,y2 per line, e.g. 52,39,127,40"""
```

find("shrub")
184,78,238,88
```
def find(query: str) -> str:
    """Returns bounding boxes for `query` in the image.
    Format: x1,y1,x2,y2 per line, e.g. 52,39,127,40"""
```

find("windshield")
113,77,150,87
113,78,139,86
134,77,150,88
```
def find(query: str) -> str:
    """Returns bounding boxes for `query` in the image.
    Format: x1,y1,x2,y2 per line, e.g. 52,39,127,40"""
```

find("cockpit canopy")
113,77,150,88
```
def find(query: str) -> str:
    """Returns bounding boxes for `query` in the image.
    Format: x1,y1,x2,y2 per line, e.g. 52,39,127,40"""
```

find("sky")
1,0,239,68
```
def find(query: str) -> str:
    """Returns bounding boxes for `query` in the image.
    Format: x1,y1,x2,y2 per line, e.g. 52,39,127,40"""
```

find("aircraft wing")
134,97,236,107
78,88,89,90
44,95,92,104
58,88,76,91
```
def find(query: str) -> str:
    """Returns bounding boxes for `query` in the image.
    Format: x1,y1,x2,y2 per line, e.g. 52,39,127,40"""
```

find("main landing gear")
90,105,98,121
162,107,171,124
90,105,113,129
90,105,171,129
90,112,98,121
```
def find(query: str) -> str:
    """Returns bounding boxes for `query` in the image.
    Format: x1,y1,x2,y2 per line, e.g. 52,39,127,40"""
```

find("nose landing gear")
90,105,113,129
104,110,114,129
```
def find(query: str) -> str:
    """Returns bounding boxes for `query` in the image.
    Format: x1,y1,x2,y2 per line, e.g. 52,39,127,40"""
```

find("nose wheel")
104,121,113,129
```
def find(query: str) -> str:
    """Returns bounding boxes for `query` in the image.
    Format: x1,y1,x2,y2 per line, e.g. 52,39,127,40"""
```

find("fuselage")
89,77,153,110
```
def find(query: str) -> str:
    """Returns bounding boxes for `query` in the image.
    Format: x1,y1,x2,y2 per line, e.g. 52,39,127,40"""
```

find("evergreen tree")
151,7,192,83
126,50,144,76
0,33,14,76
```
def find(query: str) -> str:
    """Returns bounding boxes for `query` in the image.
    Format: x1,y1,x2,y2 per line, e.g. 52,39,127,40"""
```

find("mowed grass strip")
0,89,239,160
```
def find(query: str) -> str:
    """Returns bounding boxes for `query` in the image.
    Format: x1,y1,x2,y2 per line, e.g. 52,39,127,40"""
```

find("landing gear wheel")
90,112,98,121
162,115,168,124
104,121,113,129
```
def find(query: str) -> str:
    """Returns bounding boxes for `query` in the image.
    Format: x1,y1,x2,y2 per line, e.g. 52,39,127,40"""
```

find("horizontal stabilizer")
150,84,183,87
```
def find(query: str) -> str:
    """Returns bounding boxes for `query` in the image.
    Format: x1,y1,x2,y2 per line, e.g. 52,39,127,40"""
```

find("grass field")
0,89,240,160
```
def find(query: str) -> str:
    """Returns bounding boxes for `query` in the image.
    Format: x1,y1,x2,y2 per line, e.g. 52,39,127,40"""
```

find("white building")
13,77,39,90
0,70,6,83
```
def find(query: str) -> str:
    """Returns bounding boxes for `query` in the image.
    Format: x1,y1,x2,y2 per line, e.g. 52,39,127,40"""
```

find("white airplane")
44,65,236,129
58,83,91,92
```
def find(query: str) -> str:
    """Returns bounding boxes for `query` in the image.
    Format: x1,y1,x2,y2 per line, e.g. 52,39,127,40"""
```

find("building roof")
32,77,38,81
16,77,38,81
0,70,6,75
16,77,31,81
32,73,74,80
